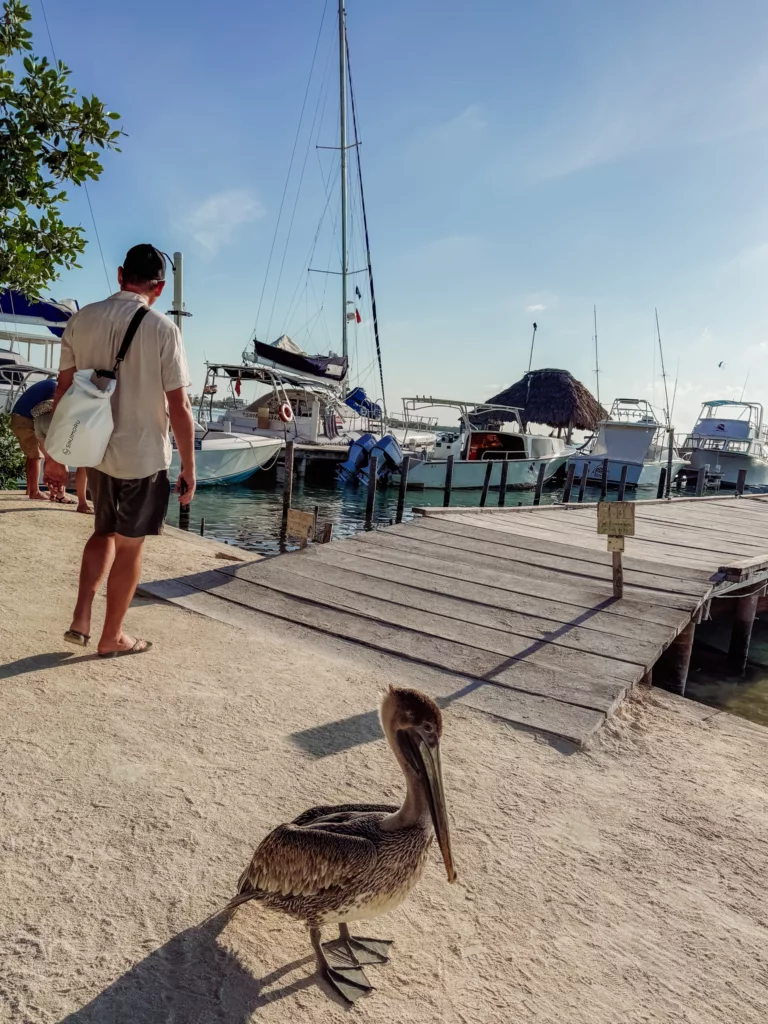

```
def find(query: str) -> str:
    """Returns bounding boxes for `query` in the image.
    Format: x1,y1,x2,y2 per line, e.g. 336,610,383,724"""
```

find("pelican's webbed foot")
311,926,374,1004
336,922,392,963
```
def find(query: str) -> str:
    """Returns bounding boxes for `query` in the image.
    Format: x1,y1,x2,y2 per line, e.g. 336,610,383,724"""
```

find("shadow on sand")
58,913,340,1023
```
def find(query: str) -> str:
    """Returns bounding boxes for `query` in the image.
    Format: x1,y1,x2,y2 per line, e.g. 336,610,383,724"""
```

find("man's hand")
175,469,196,506
44,458,69,498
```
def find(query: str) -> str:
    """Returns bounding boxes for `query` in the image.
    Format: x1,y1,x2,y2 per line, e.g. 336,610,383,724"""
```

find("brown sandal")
98,638,152,659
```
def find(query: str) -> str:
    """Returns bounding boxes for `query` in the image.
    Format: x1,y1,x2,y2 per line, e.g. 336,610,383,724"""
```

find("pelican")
227,686,457,1003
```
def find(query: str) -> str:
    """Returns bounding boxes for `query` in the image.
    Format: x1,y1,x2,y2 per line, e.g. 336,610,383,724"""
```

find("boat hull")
170,434,282,486
566,456,687,489
405,455,567,490
682,449,768,488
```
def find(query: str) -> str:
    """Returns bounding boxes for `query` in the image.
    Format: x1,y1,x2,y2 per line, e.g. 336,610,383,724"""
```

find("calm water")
177,473,768,729
177,474,617,555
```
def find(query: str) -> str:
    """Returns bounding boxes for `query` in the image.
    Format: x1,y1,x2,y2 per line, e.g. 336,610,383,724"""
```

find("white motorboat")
170,426,282,486
679,400,768,488
567,398,687,489
401,398,568,490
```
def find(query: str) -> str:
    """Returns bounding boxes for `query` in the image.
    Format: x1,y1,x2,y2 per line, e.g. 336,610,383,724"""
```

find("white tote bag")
45,307,148,468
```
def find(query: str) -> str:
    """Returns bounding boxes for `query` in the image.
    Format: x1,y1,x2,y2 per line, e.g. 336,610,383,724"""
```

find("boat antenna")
338,0,349,369
655,308,671,429
740,368,751,402
527,322,538,374
670,357,680,421
346,34,387,423
593,304,600,408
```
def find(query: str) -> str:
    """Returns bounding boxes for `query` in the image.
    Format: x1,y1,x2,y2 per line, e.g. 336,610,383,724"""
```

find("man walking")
47,244,196,657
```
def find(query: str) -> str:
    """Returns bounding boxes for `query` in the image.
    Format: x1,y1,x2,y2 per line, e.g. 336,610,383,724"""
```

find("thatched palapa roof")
476,368,607,431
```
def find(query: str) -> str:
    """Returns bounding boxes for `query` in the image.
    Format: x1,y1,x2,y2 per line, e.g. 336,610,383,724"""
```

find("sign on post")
597,501,635,599
285,508,315,548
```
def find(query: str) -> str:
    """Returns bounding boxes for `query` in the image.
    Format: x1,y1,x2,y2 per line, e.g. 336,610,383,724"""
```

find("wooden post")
728,588,761,674
200,517,205,537
600,458,609,499
617,464,628,501
280,440,295,552
479,460,493,507
656,466,667,500
561,463,576,503
695,464,709,497
533,462,546,505
577,464,589,503
395,455,410,524
736,468,748,495
656,620,695,696
443,454,455,507
611,549,623,598
365,455,379,530
319,521,334,544
179,502,190,531
498,460,509,507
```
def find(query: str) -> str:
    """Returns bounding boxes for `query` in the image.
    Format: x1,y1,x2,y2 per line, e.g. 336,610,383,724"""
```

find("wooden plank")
171,572,626,718
438,512,739,569
343,533,706,611
455,684,606,746
413,516,714,582
200,567,645,682
633,507,768,544
259,544,678,643
308,542,694,626
228,557,664,665
354,527,710,598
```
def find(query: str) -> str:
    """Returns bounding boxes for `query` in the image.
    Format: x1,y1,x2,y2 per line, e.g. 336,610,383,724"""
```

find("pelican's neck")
380,721,429,831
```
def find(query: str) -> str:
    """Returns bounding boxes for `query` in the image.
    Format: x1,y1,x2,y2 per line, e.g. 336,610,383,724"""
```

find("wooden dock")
143,496,768,746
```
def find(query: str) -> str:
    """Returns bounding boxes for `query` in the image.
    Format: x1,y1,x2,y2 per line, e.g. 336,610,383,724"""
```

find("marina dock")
142,494,768,746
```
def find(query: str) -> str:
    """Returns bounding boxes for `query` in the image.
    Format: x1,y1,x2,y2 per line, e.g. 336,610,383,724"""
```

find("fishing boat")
401,398,568,491
679,400,768,488
567,398,687,489
169,426,282,487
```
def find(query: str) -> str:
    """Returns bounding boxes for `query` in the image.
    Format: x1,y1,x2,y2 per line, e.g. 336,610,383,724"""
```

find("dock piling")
479,460,493,507
498,460,509,507
395,455,410,524
600,458,609,499
577,464,589,503
561,463,576,503
199,517,205,537
656,467,667,499
656,620,695,696
617,464,628,501
365,456,378,530
443,455,455,508
695,464,709,497
179,502,190,531
280,441,295,552
736,468,748,495
533,463,546,506
728,586,763,674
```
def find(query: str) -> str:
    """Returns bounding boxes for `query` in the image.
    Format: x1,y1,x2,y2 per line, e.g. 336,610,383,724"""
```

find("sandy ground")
1,491,767,1024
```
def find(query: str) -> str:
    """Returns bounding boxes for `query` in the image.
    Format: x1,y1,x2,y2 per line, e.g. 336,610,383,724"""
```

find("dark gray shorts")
88,469,170,538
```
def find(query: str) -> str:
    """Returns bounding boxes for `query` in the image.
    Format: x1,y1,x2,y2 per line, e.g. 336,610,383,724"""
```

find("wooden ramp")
142,496,768,746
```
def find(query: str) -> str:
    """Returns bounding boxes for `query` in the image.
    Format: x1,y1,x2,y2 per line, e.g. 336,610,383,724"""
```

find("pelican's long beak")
416,737,457,883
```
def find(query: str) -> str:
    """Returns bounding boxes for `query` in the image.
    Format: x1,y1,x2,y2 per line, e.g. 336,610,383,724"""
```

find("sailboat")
202,1,434,462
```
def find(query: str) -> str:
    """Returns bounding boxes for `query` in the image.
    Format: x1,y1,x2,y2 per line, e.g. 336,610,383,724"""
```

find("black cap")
122,244,166,283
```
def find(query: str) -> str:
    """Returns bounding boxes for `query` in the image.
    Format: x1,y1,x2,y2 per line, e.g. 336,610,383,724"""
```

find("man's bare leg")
98,534,148,655
26,456,44,499
69,533,116,638
75,468,92,514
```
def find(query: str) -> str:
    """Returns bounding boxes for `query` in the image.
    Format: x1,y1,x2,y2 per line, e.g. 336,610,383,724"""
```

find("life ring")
279,402,294,424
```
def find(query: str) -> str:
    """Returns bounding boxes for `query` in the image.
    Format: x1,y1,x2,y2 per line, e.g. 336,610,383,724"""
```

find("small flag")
355,286,362,299
235,378,241,396
355,308,362,323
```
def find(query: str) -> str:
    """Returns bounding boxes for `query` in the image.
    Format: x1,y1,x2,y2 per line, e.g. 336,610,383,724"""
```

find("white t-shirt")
59,290,190,480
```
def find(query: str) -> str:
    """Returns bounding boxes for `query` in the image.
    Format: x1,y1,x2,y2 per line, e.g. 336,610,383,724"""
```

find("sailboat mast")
338,0,349,366
593,305,600,407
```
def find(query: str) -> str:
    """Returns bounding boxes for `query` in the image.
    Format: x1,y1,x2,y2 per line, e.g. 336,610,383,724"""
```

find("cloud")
527,304,546,312
724,242,768,274
181,190,265,255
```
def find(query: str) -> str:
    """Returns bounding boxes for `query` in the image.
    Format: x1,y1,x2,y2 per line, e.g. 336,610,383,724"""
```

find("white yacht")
567,398,687,489
680,400,768,488
170,426,281,487
401,398,568,491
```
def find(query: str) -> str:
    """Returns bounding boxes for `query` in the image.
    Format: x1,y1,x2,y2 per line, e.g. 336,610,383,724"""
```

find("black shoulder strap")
112,306,150,375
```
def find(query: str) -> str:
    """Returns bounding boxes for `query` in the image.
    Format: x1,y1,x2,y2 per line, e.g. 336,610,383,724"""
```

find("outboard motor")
337,432,377,484
358,434,403,486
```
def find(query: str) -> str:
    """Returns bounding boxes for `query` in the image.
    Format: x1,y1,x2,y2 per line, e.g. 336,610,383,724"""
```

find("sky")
16,0,768,431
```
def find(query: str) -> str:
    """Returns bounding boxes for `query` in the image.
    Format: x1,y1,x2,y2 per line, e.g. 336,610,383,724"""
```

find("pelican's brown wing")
235,820,380,899
291,803,399,827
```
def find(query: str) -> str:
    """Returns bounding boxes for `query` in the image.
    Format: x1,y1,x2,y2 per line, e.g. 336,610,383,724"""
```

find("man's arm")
166,386,196,505
43,366,77,489
52,367,75,411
